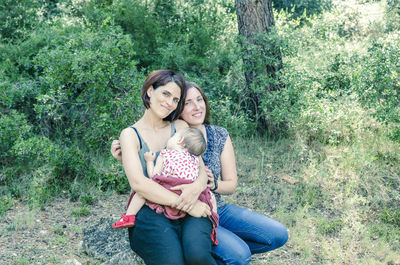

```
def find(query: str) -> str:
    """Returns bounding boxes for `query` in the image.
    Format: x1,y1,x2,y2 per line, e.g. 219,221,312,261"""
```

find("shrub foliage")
1,0,399,222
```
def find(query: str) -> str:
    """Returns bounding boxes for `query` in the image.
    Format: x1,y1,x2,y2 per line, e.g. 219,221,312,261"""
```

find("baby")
113,127,217,229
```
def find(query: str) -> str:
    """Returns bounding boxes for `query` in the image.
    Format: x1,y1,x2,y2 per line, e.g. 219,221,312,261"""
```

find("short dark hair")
181,127,207,156
184,82,211,124
141,70,186,121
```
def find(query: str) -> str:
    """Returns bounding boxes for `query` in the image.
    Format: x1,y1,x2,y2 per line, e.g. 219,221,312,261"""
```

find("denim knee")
212,226,252,265
273,223,289,249
185,251,216,265
232,245,252,265
216,247,251,265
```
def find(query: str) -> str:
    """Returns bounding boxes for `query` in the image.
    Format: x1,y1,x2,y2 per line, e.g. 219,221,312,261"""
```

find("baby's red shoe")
112,213,136,229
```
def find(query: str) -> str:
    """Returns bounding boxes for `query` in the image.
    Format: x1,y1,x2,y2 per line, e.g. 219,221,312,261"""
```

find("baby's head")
167,127,207,156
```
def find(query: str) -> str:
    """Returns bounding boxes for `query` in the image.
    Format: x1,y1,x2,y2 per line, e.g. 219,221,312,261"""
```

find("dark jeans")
212,204,289,265
128,205,217,265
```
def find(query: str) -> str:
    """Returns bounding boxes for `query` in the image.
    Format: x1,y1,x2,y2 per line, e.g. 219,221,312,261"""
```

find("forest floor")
0,193,132,265
1,1,395,265
0,192,291,265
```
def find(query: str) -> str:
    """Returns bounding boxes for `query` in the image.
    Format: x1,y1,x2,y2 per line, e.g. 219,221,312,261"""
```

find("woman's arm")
208,136,237,195
170,120,208,212
171,157,208,211
120,128,210,217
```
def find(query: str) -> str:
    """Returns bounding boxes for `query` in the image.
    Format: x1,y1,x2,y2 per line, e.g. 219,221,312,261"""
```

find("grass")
71,205,90,217
231,112,400,264
10,210,37,230
0,0,399,264
0,196,13,215
50,235,68,246
16,256,30,265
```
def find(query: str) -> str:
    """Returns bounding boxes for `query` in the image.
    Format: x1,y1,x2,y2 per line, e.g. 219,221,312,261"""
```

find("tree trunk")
235,0,282,129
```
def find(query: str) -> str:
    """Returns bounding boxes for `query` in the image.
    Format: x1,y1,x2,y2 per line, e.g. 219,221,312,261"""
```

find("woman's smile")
149,81,181,118
192,112,203,117
162,104,171,112
181,87,206,126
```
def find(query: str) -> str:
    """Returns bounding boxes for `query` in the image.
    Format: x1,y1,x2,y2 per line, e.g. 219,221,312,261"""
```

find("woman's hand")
187,201,211,218
205,166,216,190
170,181,203,212
111,140,122,161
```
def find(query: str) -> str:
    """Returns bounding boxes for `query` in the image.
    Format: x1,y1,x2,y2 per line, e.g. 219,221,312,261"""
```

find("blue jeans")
212,204,288,265
129,205,217,265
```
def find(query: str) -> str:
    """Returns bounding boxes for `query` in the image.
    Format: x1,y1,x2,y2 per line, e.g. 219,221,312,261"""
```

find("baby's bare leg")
210,193,217,213
126,193,146,215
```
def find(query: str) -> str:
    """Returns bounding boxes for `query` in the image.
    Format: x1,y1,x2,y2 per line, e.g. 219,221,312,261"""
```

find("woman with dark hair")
112,80,288,264
181,82,288,264
117,70,217,265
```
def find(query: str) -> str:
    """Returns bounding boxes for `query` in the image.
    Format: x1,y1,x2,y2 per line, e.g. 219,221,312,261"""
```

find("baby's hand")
144,151,156,162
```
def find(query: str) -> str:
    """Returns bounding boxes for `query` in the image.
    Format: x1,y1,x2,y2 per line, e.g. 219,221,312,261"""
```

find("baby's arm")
144,152,163,177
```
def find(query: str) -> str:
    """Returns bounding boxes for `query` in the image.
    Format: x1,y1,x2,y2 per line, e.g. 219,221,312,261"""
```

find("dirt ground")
0,193,131,265
0,193,291,265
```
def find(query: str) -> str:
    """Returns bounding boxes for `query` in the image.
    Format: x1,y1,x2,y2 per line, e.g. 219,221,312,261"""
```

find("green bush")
11,136,55,166
0,0,41,40
0,110,32,161
1,21,89,81
209,96,255,137
79,0,233,73
355,36,400,126
102,169,130,194
321,53,355,96
293,95,373,146
275,5,400,142
0,80,40,124
0,196,13,215
273,0,332,18
260,84,302,136
24,143,100,205
385,0,400,32
33,22,143,149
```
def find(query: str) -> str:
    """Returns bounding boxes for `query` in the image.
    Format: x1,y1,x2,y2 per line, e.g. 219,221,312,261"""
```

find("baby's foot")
112,213,136,229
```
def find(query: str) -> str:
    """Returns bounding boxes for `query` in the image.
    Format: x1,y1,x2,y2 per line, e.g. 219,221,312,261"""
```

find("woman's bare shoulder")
120,119,141,137
119,127,140,149
120,126,135,138
174,119,189,130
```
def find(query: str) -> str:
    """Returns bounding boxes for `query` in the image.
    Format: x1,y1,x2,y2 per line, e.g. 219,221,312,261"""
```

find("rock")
62,259,82,265
78,240,83,250
82,217,144,265
101,251,145,265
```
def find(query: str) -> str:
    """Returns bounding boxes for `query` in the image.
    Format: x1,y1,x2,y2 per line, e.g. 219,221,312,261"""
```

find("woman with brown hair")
116,70,216,265
112,80,288,264
180,82,288,264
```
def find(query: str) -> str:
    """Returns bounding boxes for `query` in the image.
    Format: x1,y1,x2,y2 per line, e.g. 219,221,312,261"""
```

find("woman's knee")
128,207,187,264
212,226,251,265
255,222,288,252
184,250,216,265
214,246,251,265
272,223,288,249
230,245,251,265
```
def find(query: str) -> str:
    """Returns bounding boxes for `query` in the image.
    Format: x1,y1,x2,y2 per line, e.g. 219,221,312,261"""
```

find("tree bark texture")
236,0,275,41
235,0,282,130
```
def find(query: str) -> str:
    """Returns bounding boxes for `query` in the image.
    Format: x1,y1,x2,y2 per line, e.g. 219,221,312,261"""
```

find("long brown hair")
184,82,211,124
